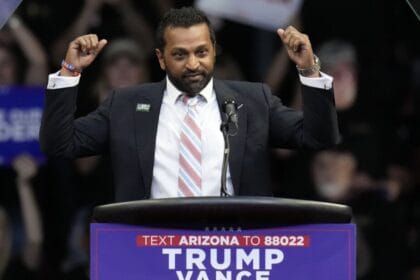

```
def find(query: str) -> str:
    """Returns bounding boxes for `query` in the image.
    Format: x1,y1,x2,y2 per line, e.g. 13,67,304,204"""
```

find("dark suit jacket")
40,79,339,201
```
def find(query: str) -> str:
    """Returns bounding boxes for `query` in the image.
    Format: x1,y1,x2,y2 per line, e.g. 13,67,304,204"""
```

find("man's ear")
155,48,166,71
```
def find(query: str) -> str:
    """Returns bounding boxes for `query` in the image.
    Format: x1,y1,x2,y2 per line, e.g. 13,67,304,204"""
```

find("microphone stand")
220,99,239,197
220,121,231,197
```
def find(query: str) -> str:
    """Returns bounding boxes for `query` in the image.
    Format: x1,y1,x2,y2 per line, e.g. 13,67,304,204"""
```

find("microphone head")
222,99,237,114
222,99,239,135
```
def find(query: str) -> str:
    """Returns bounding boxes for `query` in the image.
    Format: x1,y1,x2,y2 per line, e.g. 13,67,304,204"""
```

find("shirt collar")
165,76,214,104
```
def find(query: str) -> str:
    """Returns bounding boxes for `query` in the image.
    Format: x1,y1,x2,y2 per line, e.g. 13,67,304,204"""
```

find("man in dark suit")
40,7,339,202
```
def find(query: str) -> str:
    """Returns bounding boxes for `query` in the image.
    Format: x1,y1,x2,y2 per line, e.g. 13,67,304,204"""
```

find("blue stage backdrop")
0,86,45,166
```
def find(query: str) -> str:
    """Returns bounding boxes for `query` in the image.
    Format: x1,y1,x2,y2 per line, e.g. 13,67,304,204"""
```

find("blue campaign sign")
0,86,45,166
91,223,356,280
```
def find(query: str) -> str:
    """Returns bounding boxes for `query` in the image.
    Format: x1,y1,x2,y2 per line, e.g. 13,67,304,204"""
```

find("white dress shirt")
46,71,333,198
151,77,234,198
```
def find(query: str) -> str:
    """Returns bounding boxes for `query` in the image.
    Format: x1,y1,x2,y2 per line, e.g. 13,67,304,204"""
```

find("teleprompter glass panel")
407,0,420,21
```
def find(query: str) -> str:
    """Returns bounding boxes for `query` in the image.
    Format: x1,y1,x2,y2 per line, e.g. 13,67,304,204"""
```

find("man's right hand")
61,34,107,76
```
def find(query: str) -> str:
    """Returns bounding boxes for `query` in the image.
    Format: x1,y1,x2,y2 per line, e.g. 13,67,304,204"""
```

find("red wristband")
61,60,82,76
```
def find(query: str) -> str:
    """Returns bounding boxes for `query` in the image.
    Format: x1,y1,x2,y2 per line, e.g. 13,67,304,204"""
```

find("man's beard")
167,69,213,96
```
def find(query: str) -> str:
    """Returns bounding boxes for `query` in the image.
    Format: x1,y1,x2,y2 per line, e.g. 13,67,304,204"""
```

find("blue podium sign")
0,86,45,166
91,223,356,280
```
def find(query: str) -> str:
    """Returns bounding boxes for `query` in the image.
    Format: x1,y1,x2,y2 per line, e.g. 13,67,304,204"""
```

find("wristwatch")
296,55,321,76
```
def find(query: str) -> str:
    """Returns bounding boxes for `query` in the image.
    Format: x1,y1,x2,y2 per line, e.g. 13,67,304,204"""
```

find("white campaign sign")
196,0,303,31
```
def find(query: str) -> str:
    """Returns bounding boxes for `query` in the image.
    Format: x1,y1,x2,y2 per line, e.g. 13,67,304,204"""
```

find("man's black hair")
155,7,216,51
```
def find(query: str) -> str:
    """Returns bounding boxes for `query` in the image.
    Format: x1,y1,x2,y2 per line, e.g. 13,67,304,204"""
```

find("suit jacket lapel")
133,80,166,197
214,79,247,195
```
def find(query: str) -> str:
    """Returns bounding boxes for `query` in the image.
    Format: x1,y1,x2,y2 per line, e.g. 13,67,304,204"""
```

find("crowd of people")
0,0,419,279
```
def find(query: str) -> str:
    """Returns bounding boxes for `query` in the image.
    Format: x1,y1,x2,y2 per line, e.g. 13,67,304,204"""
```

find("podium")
91,197,355,279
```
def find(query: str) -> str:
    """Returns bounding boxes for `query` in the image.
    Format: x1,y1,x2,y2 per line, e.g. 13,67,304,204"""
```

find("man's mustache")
183,70,206,77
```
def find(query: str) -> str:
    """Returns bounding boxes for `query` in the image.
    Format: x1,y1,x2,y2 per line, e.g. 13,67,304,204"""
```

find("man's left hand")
277,26,317,74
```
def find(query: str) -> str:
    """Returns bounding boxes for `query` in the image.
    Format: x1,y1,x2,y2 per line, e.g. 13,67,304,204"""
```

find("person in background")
317,40,358,111
315,40,388,183
50,0,154,67
310,149,411,279
0,207,12,279
0,16,48,86
213,51,244,81
0,14,47,280
0,154,44,280
60,208,90,280
92,38,151,103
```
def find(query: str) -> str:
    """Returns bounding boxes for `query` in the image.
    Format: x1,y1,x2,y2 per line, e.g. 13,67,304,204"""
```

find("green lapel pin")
136,103,151,112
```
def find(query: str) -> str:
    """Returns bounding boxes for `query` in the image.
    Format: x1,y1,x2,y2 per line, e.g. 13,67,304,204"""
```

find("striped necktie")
178,95,202,196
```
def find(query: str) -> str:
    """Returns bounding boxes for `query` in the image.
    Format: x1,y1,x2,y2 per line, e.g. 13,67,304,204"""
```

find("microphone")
222,99,238,136
219,98,239,197
223,99,238,124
